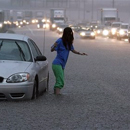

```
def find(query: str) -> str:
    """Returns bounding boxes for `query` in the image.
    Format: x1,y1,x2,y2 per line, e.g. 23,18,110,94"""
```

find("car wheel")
109,35,112,38
46,73,49,92
119,37,121,40
31,80,38,100
129,38,130,43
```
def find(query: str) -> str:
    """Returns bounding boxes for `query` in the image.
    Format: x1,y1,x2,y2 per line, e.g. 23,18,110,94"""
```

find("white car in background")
109,22,122,38
117,23,129,40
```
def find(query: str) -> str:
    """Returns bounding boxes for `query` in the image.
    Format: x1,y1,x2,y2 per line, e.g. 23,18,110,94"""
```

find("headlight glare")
59,28,63,32
80,32,85,36
0,23,3,28
111,28,116,34
6,73,30,83
37,24,40,28
97,30,101,34
52,24,56,28
103,29,109,36
119,30,124,35
91,32,95,36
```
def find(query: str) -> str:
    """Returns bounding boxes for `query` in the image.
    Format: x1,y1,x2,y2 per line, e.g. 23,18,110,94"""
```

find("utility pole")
112,0,115,8
43,28,45,55
83,0,86,22
78,0,80,23
91,0,94,21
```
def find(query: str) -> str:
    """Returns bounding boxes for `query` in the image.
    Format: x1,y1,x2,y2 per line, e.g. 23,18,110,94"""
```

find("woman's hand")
80,53,88,56
71,50,88,56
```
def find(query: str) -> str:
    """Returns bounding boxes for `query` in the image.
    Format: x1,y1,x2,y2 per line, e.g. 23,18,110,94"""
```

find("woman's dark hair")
62,27,74,50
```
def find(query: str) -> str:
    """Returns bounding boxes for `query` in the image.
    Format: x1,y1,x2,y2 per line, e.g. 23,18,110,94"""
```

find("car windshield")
0,39,32,62
71,26,78,29
121,25,129,29
38,21,43,24
112,24,121,27
59,24,68,28
80,27,93,31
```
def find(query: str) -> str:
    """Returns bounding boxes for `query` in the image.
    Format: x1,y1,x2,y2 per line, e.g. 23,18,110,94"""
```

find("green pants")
52,64,64,89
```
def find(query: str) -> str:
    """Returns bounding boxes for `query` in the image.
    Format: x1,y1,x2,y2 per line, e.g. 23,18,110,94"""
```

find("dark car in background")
70,25,81,32
37,21,46,29
56,24,69,34
79,27,96,39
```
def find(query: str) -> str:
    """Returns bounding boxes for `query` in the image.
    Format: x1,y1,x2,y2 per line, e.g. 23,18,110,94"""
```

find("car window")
0,39,32,61
112,24,121,27
28,39,42,58
121,25,129,29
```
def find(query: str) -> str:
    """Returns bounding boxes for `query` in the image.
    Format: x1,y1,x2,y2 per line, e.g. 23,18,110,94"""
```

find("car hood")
80,30,92,33
0,60,32,78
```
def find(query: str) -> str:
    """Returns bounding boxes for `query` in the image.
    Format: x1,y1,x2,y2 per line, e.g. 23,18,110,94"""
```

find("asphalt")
0,26,130,130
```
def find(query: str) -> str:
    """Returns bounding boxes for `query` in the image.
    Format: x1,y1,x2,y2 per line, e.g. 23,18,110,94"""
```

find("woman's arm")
51,42,57,52
71,49,88,56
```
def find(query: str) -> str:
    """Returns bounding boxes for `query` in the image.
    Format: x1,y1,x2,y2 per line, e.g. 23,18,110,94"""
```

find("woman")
51,27,87,95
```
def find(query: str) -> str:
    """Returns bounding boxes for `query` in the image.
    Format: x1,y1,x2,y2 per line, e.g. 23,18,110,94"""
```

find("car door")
28,39,48,92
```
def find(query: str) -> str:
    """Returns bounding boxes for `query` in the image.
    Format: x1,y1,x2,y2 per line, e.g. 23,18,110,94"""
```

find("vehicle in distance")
0,33,49,100
70,25,81,32
117,23,129,40
37,20,46,29
79,27,95,39
94,25,105,36
109,22,122,38
57,24,68,34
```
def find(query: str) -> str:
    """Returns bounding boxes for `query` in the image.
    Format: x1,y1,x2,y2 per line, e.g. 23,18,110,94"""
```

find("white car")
0,33,49,100
109,22,122,38
117,23,129,40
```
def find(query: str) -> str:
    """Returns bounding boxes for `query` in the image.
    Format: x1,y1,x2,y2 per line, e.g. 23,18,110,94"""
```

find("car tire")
129,38,130,43
31,80,38,100
119,37,121,40
109,35,112,38
46,73,49,92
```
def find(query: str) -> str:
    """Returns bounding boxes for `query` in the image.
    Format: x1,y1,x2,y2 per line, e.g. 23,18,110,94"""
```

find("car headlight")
42,19,45,22
6,73,30,83
119,30,125,35
52,24,56,28
26,22,29,24
46,23,49,28
0,23,3,28
32,20,35,23
4,21,8,24
57,27,59,30
91,32,95,36
80,32,85,36
97,30,101,34
35,20,38,23
20,22,23,25
37,24,40,28
103,29,109,36
46,19,50,23
59,28,63,32
111,28,116,34
23,20,26,23
43,24,46,28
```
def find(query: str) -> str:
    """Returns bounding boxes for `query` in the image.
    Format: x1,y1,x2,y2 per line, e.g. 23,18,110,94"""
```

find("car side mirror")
35,56,47,61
